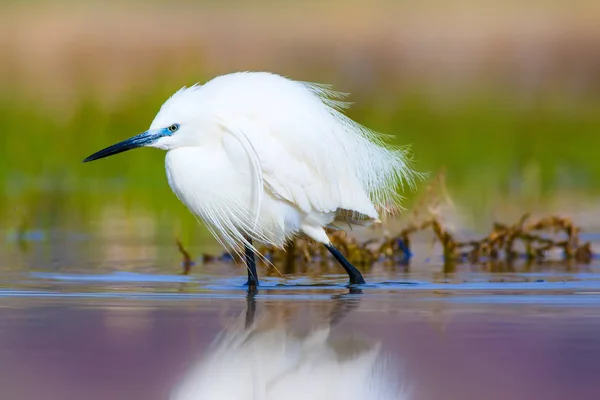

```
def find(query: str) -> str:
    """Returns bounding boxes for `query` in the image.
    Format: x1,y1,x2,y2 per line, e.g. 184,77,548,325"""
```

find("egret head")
83,86,206,163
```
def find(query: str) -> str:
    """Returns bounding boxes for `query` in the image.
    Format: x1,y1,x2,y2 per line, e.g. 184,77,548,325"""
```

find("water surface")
1,261,600,400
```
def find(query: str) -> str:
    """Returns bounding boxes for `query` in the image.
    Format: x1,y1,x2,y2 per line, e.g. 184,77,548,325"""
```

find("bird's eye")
167,124,180,133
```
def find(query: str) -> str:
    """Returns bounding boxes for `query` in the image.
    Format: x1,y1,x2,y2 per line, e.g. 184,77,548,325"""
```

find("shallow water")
1,259,600,400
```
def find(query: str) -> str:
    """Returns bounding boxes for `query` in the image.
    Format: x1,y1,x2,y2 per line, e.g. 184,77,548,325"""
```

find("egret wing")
247,122,379,219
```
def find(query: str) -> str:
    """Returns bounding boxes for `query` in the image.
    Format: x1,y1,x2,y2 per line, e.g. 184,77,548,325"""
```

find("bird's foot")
244,280,259,295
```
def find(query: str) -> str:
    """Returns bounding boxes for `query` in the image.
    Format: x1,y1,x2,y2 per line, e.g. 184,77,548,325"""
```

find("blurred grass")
2,0,600,254
1,78,599,244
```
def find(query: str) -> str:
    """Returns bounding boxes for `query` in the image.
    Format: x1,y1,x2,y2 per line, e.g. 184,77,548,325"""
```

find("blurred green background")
2,0,600,261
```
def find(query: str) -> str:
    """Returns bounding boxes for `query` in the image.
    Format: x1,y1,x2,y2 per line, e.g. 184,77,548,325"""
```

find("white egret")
171,322,404,400
171,293,407,400
83,72,418,287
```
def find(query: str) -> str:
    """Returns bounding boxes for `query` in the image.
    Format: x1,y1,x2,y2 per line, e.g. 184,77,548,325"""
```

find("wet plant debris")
177,170,595,274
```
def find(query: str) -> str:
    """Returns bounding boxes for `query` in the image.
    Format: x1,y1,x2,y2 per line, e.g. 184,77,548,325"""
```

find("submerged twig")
176,239,194,275
177,170,595,274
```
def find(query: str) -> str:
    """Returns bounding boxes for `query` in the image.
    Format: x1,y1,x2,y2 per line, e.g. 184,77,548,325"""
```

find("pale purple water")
1,270,600,400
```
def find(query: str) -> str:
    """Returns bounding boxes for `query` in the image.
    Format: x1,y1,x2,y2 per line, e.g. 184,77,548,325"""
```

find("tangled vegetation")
178,170,594,275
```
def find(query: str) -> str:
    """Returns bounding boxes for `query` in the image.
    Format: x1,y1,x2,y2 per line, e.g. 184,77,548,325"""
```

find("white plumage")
153,72,417,253
83,71,419,284
170,323,406,400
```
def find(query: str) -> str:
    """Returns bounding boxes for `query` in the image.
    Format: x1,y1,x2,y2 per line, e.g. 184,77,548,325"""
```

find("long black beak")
83,130,161,163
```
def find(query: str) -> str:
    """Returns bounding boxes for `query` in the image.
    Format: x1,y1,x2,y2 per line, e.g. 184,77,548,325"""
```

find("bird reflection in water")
171,290,408,400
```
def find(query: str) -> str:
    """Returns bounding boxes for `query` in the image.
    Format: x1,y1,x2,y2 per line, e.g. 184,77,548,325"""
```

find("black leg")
324,244,366,285
245,238,259,289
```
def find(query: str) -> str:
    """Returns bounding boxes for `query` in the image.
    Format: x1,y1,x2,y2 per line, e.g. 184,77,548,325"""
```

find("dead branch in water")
176,238,194,275
178,213,593,274
176,170,594,274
